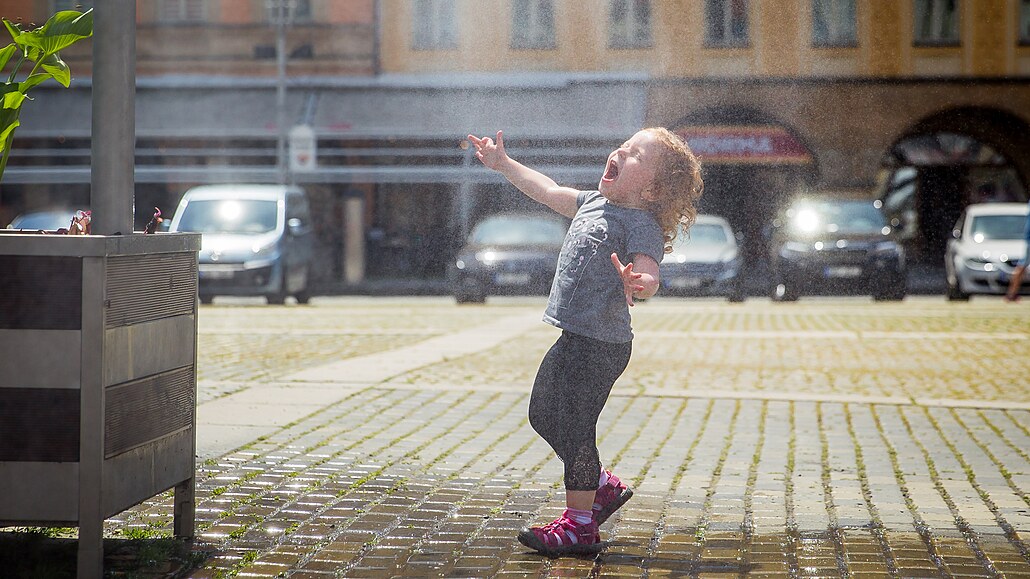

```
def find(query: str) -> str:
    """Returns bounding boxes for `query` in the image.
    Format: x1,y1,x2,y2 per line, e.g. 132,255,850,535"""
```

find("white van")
169,184,314,304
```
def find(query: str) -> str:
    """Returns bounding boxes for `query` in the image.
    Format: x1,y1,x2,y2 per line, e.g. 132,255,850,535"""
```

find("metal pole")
275,0,289,185
459,144,475,241
91,0,136,235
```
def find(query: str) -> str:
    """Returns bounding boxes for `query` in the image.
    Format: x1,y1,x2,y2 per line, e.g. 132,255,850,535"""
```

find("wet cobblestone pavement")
5,296,1030,577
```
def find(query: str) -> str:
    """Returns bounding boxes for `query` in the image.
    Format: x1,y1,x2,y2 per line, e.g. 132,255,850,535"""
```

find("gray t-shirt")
543,191,664,343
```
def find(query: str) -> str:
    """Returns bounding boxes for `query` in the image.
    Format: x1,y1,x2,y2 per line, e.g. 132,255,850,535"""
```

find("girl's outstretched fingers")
611,253,645,306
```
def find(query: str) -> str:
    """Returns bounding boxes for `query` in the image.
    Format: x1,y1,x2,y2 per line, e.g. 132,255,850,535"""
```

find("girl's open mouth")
602,158,619,182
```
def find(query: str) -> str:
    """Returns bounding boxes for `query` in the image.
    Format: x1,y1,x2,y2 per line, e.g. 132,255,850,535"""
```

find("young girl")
467,127,703,556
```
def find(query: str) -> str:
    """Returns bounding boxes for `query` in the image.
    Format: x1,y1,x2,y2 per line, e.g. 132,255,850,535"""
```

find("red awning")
676,125,813,165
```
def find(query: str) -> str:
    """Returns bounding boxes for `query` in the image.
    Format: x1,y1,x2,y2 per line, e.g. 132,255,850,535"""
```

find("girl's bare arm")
611,253,660,306
468,131,580,219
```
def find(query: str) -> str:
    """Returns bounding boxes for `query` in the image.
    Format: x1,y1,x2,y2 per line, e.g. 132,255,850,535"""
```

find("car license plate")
825,266,862,278
200,267,235,280
496,272,530,285
669,278,702,289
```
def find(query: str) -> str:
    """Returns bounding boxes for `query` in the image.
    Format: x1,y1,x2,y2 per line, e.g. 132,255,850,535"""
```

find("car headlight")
475,250,498,266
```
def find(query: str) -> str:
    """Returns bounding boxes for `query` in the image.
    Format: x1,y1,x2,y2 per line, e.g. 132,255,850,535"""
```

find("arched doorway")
673,108,818,290
879,107,1029,264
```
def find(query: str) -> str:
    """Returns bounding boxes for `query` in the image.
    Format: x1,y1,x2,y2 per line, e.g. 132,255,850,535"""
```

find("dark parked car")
659,215,745,301
450,212,568,303
768,197,907,301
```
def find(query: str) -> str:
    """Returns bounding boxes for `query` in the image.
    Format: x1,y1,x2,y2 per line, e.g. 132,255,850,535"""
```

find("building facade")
380,0,1030,269
2,0,1029,286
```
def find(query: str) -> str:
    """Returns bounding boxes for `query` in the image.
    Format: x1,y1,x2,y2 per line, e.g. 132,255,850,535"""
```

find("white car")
945,203,1029,301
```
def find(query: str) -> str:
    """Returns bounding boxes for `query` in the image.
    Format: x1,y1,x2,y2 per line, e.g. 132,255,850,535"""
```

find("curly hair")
642,127,704,254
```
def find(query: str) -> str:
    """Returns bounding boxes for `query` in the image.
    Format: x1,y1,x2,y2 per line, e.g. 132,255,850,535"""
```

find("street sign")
289,124,317,172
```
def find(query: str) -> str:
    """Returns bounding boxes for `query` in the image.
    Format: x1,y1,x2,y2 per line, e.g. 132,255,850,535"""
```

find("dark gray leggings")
528,330,632,491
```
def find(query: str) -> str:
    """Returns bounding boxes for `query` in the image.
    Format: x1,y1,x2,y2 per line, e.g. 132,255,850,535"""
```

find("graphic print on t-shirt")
556,215,609,302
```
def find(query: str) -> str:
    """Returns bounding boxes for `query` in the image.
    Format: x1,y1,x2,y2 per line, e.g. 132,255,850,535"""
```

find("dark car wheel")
727,277,746,302
294,267,311,304
874,277,907,301
455,291,486,304
873,288,907,301
199,294,214,305
266,274,287,305
946,279,970,301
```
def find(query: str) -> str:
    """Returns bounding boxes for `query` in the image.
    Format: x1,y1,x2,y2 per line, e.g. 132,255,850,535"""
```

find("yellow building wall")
379,0,1027,79
967,0,1008,76
757,1,801,76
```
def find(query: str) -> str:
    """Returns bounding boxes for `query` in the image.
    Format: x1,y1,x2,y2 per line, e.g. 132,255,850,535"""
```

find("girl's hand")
467,130,509,171
611,253,646,307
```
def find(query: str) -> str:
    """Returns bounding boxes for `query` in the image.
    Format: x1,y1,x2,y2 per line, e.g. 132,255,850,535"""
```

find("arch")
881,106,1030,263
893,106,1030,190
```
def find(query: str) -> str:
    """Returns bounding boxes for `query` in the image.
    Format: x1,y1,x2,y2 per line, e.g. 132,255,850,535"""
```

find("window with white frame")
913,0,959,45
266,0,313,23
705,0,749,47
512,0,556,49
412,0,457,50
53,1,92,11
1020,0,1030,44
609,0,653,48
812,0,856,46
158,0,207,23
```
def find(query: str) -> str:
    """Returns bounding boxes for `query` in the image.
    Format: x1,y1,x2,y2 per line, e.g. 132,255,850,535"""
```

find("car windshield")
787,200,886,235
969,214,1027,241
470,215,567,246
10,211,74,230
671,223,729,249
176,199,278,234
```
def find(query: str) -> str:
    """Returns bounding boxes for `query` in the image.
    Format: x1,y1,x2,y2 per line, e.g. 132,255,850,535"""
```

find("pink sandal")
517,513,602,556
593,470,633,525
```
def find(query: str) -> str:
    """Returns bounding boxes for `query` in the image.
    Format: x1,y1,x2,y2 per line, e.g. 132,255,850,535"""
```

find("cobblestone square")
3,296,1029,577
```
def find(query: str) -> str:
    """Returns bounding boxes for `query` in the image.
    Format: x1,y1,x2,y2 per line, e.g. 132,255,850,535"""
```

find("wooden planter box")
0,232,201,572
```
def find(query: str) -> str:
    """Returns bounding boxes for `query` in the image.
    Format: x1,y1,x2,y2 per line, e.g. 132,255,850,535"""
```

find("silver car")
659,215,744,301
168,184,314,305
945,202,1029,301
6,208,77,231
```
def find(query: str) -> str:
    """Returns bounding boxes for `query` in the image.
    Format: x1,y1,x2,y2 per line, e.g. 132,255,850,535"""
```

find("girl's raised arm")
468,131,580,218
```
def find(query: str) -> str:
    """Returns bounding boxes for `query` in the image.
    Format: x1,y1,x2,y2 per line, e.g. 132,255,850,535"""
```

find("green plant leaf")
38,52,69,87
2,89,27,109
0,109,20,148
19,9,93,56
2,20,29,62
19,72,52,92
0,44,16,71
2,19,24,44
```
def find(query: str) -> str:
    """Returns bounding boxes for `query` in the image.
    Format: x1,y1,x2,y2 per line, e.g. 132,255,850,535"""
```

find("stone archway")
880,107,1029,263
671,107,819,290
